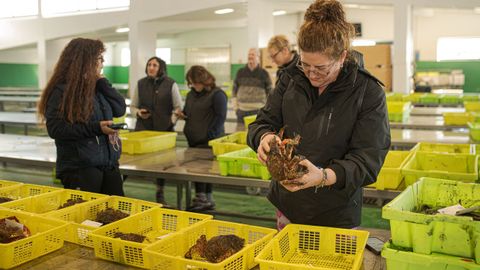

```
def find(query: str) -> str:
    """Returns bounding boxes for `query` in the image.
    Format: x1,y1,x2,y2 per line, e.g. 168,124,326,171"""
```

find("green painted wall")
0,63,244,88
0,63,38,87
416,61,480,93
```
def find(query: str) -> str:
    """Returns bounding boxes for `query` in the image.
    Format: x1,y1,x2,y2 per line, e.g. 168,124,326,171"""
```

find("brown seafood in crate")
95,208,129,225
113,232,146,243
0,197,13,204
266,128,308,182
185,234,245,263
58,198,87,209
0,216,31,243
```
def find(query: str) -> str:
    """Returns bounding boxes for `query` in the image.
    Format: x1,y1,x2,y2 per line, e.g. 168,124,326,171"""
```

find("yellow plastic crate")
90,207,212,269
0,180,22,190
243,115,256,128
120,131,177,154
387,101,411,114
217,148,271,180
145,220,276,270
255,224,369,270
368,151,411,190
1,189,107,214
0,183,59,203
443,112,476,125
469,122,480,142
0,209,68,269
401,151,479,186
411,142,475,154
402,93,424,103
45,196,160,248
208,132,249,156
464,101,480,112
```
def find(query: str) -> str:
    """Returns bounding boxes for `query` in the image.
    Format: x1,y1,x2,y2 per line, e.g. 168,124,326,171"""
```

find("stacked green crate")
217,148,270,180
439,94,463,105
387,101,411,123
383,178,480,264
419,93,441,105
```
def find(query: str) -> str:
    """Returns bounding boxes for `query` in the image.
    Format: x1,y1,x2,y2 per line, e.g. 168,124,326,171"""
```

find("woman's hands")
280,159,336,192
100,120,116,135
137,109,151,119
256,133,281,165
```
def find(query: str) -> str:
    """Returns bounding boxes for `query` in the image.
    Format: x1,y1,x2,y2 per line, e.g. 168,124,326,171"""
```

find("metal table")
410,106,465,116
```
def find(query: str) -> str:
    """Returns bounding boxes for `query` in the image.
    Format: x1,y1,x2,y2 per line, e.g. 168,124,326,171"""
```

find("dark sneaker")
187,199,215,212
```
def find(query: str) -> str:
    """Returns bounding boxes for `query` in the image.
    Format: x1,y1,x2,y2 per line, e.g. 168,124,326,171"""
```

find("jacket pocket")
76,137,104,166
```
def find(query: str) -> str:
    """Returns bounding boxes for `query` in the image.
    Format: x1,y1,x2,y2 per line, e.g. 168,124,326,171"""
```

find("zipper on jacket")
96,136,100,145
325,107,333,135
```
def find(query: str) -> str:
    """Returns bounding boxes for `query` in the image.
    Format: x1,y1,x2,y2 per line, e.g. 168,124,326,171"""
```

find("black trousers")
60,166,124,196
195,182,212,194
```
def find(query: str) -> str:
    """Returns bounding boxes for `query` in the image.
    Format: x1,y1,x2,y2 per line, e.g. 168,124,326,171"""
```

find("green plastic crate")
469,122,480,142
386,93,406,102
383,178,480,262
440,94,463,105
368,151,411,190
465,102,480,112
217,148,271,180
411,142,475,154
402,93,425,103
419,93,440,104
382,242,480,270
387,101,411,114
389,111,410,123
443,112,476,126
463,94,480,102
401,151,478,186
208,131,249,156
243,115,257,129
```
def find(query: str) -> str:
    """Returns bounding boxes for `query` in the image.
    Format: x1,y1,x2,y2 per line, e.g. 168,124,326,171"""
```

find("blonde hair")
298,0,355,60
267,35,290,52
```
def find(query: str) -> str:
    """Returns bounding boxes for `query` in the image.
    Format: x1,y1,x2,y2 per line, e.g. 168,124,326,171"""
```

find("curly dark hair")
38,38,105,123
185,65,216,91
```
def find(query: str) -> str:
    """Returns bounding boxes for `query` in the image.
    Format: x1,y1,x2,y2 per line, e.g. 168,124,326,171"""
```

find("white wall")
414,9,480,60
0,47,37,63
346,7,394,41
273,13,302,45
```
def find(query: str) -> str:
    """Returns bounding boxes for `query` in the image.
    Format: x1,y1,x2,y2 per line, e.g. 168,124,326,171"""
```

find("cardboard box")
354,44,392,68
260,48,278,69
367,66,392,91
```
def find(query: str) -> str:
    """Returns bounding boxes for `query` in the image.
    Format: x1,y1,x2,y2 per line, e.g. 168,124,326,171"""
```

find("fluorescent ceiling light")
344,4,359,8
273,10,286,16
214,8,234,15
352,39,376,46
474,7,480,14
116,27,129,33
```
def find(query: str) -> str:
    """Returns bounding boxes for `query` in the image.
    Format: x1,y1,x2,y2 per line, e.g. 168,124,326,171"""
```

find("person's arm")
207,90,228,139
96,78,126,117
171,83,184,112
130,83,140,117
45,87,105,140
232,70,240,111
327,80,391,191
246,73,288,151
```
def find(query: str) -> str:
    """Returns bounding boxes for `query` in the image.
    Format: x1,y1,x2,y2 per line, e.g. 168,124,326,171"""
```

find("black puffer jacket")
247,61,390,228
45,78,126,178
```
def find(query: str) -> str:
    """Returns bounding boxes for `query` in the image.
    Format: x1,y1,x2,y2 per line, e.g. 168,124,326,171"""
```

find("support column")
247,0,274,48
393,1,414,94
128,20,156,98
37,39,47,89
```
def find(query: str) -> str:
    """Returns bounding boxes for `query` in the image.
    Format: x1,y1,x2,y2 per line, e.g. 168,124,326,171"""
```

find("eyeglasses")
296,57,336,77
269,49,282,60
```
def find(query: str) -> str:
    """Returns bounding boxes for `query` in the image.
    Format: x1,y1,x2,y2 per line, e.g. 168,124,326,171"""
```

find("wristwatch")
314,168,328,193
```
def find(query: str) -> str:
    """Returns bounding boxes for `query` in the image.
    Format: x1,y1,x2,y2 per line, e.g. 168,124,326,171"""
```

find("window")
0,0,38,19
121,48,130,67
437,37,480,61
156,48,171,64
41,0,129,18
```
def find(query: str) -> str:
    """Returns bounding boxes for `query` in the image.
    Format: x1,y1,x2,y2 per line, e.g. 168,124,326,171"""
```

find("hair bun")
304,0,345,23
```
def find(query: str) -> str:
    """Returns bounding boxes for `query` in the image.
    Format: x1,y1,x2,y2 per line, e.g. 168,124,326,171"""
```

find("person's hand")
174,108,187,120
138,109,151,119
100,120,116,135
280,159,335,192
257,133,281,165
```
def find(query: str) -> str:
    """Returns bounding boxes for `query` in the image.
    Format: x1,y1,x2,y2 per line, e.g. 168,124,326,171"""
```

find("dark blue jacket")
45,78,126,177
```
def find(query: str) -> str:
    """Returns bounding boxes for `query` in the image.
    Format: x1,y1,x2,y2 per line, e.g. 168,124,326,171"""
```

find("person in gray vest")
181,65,227,211
130,56,183,206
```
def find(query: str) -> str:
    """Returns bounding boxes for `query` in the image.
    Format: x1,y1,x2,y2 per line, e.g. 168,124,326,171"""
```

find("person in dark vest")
38,38,126,195
181,65,227,211
130,56,183,206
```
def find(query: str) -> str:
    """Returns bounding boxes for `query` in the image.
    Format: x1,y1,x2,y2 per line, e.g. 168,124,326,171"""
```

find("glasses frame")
296,57,337,77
